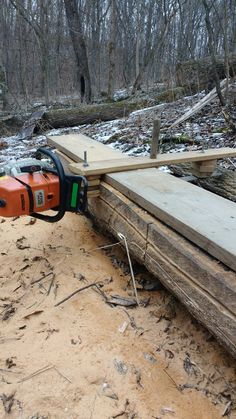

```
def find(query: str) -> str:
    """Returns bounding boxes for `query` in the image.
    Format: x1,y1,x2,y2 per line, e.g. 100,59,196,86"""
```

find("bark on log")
0,102,141,135
0,113,26,136
89,181,236,358
169,164,236,202
43,101,138,129
43,88,184,129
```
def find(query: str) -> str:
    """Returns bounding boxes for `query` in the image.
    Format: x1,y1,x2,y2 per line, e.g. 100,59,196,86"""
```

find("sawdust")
0,213,236,419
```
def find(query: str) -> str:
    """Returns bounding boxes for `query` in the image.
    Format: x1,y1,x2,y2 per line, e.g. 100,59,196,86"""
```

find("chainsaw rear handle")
32,147,67,223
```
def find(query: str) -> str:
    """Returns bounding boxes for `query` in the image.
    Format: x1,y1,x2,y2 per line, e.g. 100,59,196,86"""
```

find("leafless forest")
0,0,236,106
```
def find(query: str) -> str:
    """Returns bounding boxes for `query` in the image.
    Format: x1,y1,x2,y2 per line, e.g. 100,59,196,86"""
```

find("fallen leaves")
25,218,37,226
5,357,16,369
114,359,128,375
16,236,30,250
149,297,177,323
0,392,15,414
1,303,16,321
106,295,137,307
183,354,199,377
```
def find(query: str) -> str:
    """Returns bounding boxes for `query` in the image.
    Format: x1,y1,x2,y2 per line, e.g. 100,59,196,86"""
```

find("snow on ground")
0,92,235,170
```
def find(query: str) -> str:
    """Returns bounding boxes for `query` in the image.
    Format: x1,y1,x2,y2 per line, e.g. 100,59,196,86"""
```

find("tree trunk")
8,0,51,106
202,0,225,106
107,0,116,100
0,65,9,111
64,0,92,103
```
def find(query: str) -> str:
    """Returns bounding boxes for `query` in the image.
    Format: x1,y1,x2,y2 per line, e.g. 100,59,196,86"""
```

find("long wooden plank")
89,181,236,358
105,169,236,272
69,148,236,175
47,133,124,163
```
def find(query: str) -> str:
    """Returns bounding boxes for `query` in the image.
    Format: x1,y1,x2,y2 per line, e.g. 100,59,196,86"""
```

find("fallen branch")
163,368,182,393
55,282,102,307
47,276,55,296
54,367,72,384
31,272,54,285
18,364,54,383
169,79,226,129
118,233,140,306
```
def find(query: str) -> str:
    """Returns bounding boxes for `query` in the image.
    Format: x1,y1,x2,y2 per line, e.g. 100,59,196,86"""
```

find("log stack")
89,181,236,358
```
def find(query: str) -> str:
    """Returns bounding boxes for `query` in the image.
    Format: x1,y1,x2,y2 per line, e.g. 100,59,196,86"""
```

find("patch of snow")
157,166,171,173
33,102,44,108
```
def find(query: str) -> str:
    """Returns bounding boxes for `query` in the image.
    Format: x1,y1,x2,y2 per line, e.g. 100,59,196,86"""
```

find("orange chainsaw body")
0,172,60,217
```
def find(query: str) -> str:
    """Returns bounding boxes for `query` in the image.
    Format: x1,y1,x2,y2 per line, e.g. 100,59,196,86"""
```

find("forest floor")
0,89,235,169
0,213,236,419
0,91,236,418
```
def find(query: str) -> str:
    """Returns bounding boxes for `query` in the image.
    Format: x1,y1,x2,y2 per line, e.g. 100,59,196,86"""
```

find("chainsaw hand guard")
32,148,88,223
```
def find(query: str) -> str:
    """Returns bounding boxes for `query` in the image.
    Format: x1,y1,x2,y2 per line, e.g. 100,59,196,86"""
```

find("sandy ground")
0,213,236,419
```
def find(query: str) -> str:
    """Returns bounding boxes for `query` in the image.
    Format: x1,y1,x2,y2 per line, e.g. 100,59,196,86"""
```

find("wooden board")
105,169,236,272
47,133,124,163
69,148,236,175
89,181,236,358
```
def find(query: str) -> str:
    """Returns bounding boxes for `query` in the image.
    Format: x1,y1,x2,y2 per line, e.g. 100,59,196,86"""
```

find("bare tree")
9,0,51,105
64,0,91,102
107,0,116,99
202,0,225,106
0,0,236,105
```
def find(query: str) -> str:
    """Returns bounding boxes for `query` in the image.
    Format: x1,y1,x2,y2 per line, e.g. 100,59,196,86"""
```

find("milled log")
89,181,236,358
169,164,236,202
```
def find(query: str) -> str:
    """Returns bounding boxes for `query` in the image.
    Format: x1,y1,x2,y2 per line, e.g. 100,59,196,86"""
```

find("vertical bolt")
83,151,89,167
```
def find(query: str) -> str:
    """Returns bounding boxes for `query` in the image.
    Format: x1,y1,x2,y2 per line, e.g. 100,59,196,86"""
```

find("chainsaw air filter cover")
0,170,60,217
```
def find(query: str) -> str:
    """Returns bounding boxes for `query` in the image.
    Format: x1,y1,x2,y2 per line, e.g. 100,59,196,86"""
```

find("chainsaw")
0,148,88,223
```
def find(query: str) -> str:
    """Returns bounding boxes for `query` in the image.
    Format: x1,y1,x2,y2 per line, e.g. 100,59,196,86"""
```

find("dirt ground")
0,213,236,419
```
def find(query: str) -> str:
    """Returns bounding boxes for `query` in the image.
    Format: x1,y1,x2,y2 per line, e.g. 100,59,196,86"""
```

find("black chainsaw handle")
31,147,67,223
